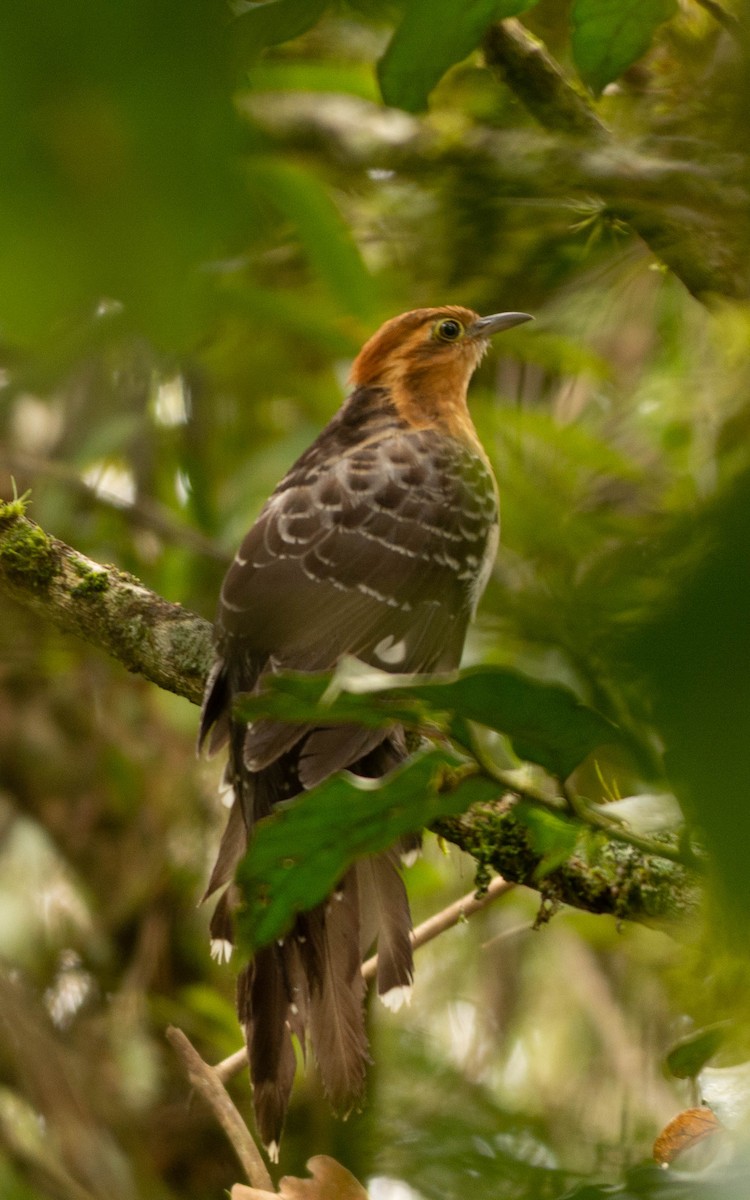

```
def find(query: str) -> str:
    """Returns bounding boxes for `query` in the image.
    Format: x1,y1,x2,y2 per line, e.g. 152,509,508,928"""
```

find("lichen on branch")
0,500,212,704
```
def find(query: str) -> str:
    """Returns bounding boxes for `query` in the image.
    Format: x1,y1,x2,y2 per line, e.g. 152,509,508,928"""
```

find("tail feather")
305,870,369,1110
198,659,230,756
244,718,313,773
357,852,413,999
240,947,298,1154
298,725,388,789
283,935,310,1053
202,792,246,902
208,886,237,951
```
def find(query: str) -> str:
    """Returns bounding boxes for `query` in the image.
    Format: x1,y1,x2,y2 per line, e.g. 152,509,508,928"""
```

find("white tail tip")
210,938,234,964
380,984,413,1012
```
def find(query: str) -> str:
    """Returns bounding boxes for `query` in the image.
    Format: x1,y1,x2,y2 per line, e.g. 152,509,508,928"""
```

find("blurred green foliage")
0,0,248,352
1,0,750,1197
378,0,540,112
570,0,678,95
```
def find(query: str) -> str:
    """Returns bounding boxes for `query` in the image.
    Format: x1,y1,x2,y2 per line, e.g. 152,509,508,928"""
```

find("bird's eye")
434,318,464,343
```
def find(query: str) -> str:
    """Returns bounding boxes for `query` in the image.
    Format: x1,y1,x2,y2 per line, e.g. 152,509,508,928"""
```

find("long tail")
236,853,411,1156
200,693,414,1155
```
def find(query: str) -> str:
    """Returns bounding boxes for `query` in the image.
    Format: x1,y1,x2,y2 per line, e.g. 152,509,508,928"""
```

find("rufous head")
350,305,532,436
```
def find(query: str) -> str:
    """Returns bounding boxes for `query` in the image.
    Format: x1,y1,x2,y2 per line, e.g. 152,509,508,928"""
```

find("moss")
70,566,109,595
436,794,700,927
0,513,57,589
71,567,109,597
0,495,30,524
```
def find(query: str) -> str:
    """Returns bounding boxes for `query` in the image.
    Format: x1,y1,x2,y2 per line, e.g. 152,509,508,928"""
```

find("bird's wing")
217,425,497,678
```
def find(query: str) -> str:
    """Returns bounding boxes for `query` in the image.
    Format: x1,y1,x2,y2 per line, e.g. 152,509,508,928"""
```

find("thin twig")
216,1046,250,1086
166,1025,274,1192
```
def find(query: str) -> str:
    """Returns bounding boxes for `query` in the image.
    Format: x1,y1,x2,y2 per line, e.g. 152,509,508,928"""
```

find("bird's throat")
387,372,483,449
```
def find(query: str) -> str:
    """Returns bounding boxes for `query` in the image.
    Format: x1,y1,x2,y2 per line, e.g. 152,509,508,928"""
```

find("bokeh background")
1,1,750,1197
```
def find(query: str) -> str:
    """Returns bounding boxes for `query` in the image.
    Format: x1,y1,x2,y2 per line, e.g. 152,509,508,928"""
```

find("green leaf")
571,0,677,96
234,749,499,952
0,0,248,352
409,667,620,778
248,159,377,319
513,803,580,878
378,0,540,113
233,668,436,731
666,1023,730,1080
234,0,329,60
631,468,750,924
236,662,620,780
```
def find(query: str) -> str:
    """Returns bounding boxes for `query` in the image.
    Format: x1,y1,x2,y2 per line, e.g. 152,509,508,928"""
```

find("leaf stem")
466,727,697,870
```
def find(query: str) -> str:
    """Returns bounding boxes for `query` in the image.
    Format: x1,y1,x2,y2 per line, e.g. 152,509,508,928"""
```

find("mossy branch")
0,502,701,929
434,802,698,929
482,19,747,303
0,500,212,704
484,19,609,141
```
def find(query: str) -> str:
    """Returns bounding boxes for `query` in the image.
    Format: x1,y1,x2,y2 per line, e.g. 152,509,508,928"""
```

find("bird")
198,304,532,1158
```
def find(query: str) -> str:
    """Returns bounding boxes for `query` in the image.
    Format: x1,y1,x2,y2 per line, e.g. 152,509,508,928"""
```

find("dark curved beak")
468,311,533,338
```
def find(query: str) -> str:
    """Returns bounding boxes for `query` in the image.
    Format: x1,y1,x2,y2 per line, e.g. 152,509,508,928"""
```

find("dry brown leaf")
232,1155,369,1200
280,1156,369,1200
653,1106,721,1166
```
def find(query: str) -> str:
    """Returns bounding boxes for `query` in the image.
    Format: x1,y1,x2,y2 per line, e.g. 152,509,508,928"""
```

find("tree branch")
243,44,749,303
247,93,743,220
166,1026,274,1192
434,800,698,927
484,18,609,140
0,501,212,704
481,18,748,302
693,0,743,39
0,503,701,930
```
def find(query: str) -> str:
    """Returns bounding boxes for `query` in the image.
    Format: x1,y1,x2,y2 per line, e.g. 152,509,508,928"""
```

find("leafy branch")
242,10,748,306
481,18,746,302
0,503,702,937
